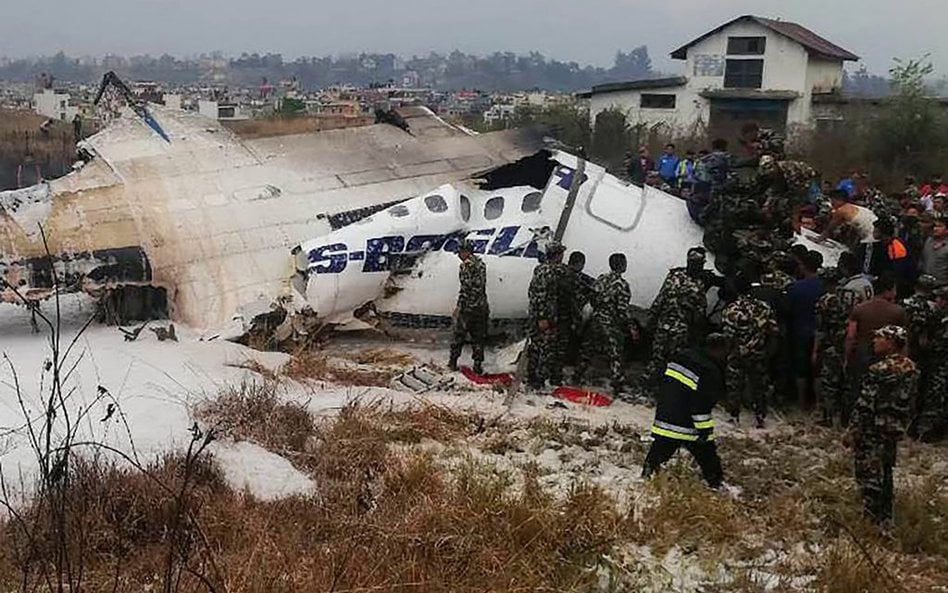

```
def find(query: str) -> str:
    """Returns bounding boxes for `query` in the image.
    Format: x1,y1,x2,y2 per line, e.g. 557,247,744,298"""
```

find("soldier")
449,240,489,374
902,275,940,438
923,286,948,441
813,267,850,426
721,275,779,428
527,241,567,388
562,251,594,368
644,247,709,391
758,155,819,236
575,253,633,395
848,325,919,525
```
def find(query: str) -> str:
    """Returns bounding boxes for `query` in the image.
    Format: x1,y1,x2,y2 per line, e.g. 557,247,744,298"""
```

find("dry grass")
344,347,417,367
1,402,622,593
284,351,396,386
195,379,316,452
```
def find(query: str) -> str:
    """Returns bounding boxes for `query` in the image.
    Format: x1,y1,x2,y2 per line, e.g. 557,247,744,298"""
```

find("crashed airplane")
0,100,842,333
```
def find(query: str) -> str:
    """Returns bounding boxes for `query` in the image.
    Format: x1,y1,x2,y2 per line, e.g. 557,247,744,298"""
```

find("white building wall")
806,57,844,94
33,89,79,121
589,88,706,136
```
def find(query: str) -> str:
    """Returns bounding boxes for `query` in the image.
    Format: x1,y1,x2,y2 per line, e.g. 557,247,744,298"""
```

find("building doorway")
709,98,789,149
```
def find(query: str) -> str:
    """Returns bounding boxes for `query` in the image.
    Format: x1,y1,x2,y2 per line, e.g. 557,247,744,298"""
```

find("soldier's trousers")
818,348,847,423
725,352,772,420
853,432,897,524
642,436,723,488
527,325,563,386
450,308,488,365
645,327,689,391
574,320,624,389
919,363,948,438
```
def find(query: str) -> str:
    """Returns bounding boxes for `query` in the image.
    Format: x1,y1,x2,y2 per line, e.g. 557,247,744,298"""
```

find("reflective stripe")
668,362,700,384
665,368,698,390
691,414,712,422
694,420,715,430
654,420,698,434
652,425,699,441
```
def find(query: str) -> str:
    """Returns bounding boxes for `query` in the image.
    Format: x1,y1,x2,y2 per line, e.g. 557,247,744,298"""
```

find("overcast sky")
2,0,946,75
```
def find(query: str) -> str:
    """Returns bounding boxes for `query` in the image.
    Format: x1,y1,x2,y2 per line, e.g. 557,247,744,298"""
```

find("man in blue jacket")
642,333,730,487
658,143,680,188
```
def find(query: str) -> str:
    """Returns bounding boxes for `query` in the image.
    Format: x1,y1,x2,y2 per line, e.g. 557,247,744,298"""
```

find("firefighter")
642,333,730,488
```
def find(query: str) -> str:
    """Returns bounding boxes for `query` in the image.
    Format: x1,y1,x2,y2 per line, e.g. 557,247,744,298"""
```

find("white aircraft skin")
298,150,849,325
298,151,712,323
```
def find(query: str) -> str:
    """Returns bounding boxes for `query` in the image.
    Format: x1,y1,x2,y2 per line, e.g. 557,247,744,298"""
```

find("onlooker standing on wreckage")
847,325,918,526
449,240,489,375
574,253,634,396
527,241,568,388
721,275,779,428
657,143,680,188
642,333,730,488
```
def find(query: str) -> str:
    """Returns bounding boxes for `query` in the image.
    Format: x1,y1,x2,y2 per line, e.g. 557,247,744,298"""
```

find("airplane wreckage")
0,93,843,339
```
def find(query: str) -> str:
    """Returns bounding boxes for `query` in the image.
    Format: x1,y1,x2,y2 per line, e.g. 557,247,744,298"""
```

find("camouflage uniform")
759,158,818,237
863,188,896,226
924,304,948,437
450,253,489,371
901,281,939,436
527,253,567,386
646,267,706,389
722,294,779,423
852,326,919,523
575,271,631,391
560,266,593,367
815,281,851,423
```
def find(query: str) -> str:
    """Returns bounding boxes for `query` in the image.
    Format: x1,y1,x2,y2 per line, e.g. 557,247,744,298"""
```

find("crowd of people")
447,125,948,526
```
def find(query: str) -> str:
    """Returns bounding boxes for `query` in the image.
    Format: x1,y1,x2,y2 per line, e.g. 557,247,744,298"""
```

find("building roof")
580,76,688,97
670,15,859,62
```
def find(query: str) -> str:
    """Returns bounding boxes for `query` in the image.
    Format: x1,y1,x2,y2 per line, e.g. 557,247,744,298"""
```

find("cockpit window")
424,194,449,213
484,196,505,220
389,205,410,218
459,195,471,222
521,191,543,213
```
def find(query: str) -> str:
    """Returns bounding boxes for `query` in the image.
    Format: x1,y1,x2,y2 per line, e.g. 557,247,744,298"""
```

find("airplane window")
459,195,471,222
484,196,505,220
521,191,543,213
389,205,410,218
424,194,449,213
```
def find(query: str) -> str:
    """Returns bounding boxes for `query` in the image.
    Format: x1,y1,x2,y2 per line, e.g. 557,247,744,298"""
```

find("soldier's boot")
448,345,461,372
472,345,485,375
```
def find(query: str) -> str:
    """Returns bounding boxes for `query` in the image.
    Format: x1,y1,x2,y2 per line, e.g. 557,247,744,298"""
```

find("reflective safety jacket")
651,348,724,441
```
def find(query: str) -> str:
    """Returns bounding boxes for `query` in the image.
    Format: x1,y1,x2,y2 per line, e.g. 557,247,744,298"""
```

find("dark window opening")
485,196,505,220
724,59,764,89
640,94,677,109
727,36,766,55
424,194,448,213
459,195,471,221
521,191,543,212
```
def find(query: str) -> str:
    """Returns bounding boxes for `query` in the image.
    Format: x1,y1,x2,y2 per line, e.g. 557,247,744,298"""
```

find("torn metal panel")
0,104,544,330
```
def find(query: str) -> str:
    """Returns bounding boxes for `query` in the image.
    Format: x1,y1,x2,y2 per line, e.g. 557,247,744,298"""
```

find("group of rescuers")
449,238,937,527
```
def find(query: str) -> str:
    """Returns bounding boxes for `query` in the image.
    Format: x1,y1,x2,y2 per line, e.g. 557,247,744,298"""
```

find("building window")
727,36,766,55
724,59,764,89
484,196,505,220
640,94,677,109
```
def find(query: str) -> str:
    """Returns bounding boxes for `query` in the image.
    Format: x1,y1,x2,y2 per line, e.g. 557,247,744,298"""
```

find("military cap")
687,246,707,262
873,325,908,348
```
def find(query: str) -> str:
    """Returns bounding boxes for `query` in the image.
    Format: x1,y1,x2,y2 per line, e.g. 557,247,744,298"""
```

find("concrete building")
581,15,859,141
198,100,251,121
33,89,80,121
